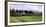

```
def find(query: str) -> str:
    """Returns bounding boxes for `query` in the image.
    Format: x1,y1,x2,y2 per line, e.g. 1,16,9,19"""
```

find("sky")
9,4,42,12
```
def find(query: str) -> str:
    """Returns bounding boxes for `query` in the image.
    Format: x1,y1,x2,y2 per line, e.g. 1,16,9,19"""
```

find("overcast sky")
9,4,42,12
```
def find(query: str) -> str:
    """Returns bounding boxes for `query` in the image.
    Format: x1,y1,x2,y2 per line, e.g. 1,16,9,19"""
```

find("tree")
24,10,28,14
18,10,22,12
16,9,18,12
10,9,15,16
29,11,33,14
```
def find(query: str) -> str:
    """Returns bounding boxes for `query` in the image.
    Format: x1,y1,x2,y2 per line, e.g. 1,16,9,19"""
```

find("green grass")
10,16,42,23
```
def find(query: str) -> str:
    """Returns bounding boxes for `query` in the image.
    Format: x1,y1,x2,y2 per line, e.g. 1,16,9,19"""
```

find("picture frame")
5,1,45,26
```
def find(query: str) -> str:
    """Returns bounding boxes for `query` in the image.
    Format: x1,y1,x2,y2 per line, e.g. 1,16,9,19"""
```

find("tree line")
10,9,42,16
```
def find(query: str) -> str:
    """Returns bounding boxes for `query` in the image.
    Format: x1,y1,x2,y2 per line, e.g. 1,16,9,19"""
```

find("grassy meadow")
10,15,42,23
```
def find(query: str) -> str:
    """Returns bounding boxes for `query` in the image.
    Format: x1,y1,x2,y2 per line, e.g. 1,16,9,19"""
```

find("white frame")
7,2,45,25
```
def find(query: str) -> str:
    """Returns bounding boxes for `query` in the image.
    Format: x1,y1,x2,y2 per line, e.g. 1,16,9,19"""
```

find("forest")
10,9,42,16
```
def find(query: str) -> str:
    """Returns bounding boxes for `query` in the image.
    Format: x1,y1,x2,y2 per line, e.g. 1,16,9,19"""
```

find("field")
10,16,42,23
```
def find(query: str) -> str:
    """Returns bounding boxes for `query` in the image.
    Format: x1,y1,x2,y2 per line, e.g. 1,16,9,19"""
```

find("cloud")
10,4,42,12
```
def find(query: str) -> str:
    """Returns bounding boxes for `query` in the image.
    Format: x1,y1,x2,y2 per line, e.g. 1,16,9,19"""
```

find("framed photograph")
5,1,45,26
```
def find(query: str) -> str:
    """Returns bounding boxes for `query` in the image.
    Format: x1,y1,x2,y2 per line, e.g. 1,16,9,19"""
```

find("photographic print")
6,1,45,25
